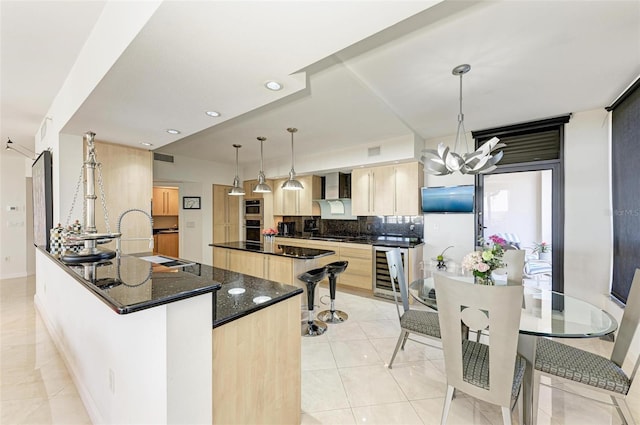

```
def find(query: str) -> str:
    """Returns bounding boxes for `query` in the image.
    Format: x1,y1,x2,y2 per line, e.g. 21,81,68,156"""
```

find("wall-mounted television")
421,185,474,213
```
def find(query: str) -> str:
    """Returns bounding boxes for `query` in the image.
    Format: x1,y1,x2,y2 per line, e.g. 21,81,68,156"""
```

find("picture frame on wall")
183,196,201,210
32,150,53,251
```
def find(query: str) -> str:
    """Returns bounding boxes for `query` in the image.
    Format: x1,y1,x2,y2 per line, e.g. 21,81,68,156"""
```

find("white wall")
154,154,237,265
0,152,31,278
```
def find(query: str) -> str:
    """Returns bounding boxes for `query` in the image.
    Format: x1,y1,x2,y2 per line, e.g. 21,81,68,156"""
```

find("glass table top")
409,275,618,338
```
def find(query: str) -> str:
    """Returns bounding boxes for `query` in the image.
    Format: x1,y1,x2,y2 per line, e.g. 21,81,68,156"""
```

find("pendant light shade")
253,136,272,193
421,64,505,175
281,127,304,191
228,144,246,196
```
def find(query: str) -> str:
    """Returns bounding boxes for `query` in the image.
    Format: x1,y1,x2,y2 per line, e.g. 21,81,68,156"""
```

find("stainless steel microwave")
244,199,263,217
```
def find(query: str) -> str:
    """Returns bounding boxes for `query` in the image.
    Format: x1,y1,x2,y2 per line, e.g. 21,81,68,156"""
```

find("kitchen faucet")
116,208,154,257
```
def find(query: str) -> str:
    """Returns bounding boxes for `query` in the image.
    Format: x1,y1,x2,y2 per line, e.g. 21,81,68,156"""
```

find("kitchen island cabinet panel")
213,294,301,425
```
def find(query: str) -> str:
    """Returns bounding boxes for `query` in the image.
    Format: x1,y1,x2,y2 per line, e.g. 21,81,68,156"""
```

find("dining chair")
385,248,441,369
502,249,526,284
434,274,525,425
532,268,640,425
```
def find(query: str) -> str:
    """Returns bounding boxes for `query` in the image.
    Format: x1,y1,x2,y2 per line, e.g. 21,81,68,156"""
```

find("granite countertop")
44,248,302,326
182,263,303,327
277,234,424,248
47,250,220,314
210,241,335,259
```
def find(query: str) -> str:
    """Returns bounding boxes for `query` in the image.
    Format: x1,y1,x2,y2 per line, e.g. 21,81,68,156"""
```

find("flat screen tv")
421,185,474,213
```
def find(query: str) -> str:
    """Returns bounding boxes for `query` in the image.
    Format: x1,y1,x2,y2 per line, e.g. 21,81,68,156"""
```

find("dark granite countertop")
276,235,424,248
41,248,302,327
42,248,220,315
181,263,303,327
210,241,335,259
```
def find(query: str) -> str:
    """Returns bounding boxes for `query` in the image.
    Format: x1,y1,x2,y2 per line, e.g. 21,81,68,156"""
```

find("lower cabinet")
213,247,295,285
213,294,301,425
274,238,373,291
156,232,179,257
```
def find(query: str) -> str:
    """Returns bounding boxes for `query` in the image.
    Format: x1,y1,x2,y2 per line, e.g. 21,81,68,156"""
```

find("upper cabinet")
152,187,179,216
273,175,321,216
242,179,273,199
352,162,423,216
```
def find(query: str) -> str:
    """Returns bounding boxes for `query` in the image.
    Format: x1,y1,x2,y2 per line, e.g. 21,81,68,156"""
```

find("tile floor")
1,274,638,424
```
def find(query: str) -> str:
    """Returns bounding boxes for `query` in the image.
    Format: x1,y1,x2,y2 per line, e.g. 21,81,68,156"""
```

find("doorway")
476,162,564,292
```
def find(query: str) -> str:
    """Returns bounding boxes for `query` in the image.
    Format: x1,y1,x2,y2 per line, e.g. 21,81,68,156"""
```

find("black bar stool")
298,266,328,336
317,261,349,323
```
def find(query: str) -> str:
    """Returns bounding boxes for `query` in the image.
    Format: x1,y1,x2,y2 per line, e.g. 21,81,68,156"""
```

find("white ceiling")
2,1,639,167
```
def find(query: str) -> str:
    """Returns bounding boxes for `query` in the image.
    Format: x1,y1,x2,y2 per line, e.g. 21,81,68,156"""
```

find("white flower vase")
539,251,552,262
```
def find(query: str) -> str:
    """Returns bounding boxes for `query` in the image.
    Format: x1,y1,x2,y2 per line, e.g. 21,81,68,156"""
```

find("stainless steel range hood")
314,172,355,220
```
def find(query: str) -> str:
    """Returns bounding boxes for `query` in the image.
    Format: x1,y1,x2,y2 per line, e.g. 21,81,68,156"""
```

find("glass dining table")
409,274,618,425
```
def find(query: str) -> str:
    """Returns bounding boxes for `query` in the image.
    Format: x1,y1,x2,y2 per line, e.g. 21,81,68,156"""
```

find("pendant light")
421,64,505,175
228,144,246,196
253,136,272,193
281,127,304,190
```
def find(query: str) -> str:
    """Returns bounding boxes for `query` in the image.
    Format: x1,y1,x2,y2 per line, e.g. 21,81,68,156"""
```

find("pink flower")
477,262,490,272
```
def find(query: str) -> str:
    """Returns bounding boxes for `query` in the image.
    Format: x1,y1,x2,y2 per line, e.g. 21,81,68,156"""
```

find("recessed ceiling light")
264,81,283,91
206,111,221,117
140,142,153,147
166,129,181,135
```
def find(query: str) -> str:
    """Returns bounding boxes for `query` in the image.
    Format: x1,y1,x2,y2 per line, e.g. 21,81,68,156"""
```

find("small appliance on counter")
304,219,318,233
277,221,296,236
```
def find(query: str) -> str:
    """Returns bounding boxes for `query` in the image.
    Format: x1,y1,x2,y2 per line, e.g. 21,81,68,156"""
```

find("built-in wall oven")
244,199,263,243
373,246,409,299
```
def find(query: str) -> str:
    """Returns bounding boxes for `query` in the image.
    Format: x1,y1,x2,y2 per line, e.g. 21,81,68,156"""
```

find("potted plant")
533,242,551,262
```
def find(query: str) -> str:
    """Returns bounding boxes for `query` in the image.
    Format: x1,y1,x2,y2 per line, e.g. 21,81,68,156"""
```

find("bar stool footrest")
317,310,348,323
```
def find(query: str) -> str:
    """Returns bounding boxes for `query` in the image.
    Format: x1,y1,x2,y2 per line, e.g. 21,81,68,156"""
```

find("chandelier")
422,64,505,175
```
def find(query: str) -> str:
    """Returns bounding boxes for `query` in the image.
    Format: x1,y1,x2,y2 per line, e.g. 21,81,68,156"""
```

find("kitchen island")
210,241,336,303
34,248,304,424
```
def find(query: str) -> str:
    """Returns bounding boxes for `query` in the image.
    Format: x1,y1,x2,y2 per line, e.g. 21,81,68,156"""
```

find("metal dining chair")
434,274,525,425
532,268,640,425
385,248,441,369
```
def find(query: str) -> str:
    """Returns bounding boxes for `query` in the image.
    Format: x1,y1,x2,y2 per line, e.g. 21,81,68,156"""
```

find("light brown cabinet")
272,175,321,216
212,184,240,246
274,237,373,291
242,179,273,199
152,187,179,216
352,162,423,216
156,232,179,257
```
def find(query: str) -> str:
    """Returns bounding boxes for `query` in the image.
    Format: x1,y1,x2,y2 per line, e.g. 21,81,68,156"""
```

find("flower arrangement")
262,228,277,236
462,235,505,285
532,241,550,253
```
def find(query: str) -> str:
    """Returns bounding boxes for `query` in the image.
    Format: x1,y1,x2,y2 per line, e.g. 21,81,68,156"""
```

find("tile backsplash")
281,215,423,239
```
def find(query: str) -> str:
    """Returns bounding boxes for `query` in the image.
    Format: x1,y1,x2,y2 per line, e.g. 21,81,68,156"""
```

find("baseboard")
0,271,29,280
33,295,105,424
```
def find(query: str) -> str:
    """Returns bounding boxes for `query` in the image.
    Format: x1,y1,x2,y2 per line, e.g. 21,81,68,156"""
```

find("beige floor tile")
357,319,401,339
411,396,493,425
388,361,447,400
301,408,357,424
370,336,442,367
302,341,337,371
325,321,368,342
0,398,47,424
352,401,423,424
339,364,406,407
330,339,382,368
19,393,92,425
302,368,350,413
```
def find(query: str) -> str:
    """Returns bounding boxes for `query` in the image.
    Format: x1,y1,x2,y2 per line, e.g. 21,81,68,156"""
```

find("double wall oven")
244,199,263,244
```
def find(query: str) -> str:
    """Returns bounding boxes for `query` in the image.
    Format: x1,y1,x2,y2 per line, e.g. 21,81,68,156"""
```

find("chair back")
611,269,640,377
434,274,524,407
386,248,409,315
502,249,525,284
